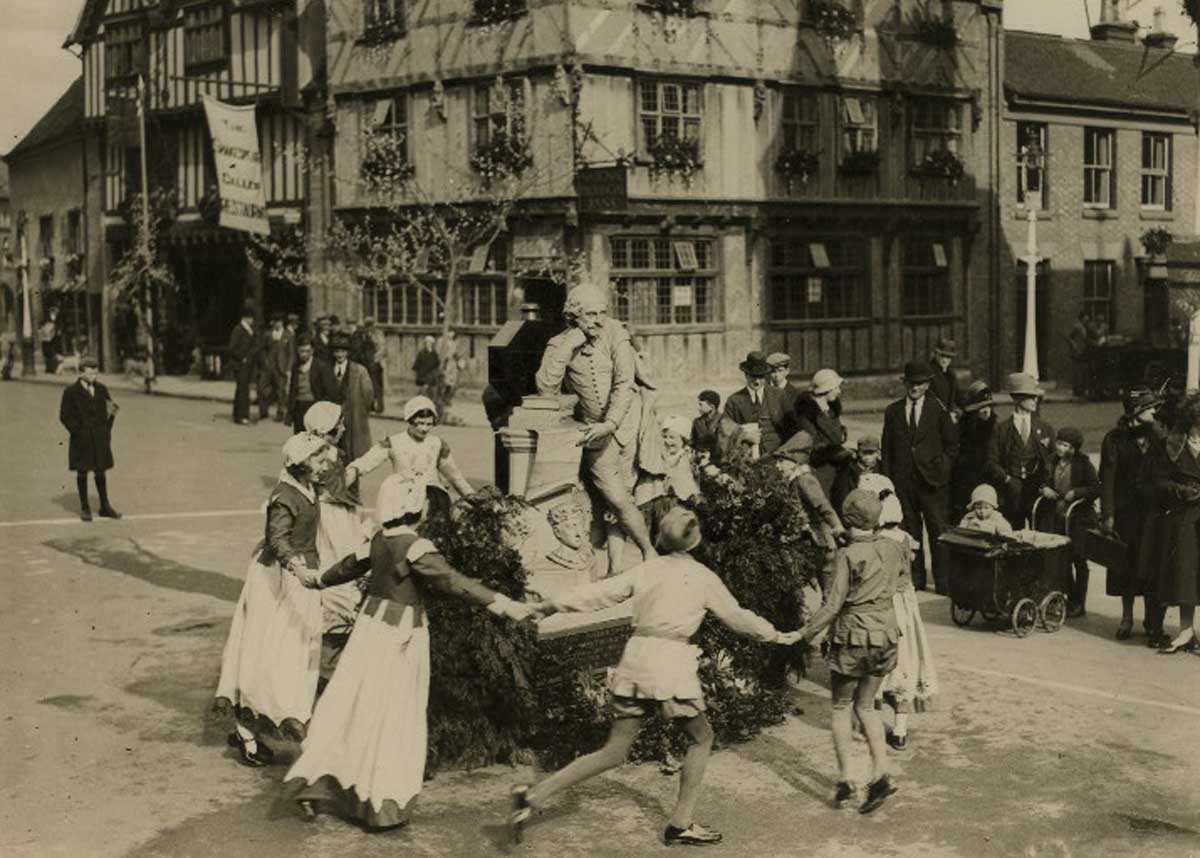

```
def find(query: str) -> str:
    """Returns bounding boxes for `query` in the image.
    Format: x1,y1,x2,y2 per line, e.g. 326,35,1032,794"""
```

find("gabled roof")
1005,29,1199,116
3,78,85,163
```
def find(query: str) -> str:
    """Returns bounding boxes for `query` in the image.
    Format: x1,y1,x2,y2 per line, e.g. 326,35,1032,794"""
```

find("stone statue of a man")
535,283,662,559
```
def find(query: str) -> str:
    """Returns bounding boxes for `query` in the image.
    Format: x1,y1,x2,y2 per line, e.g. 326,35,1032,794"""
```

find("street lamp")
1018,128,1045,379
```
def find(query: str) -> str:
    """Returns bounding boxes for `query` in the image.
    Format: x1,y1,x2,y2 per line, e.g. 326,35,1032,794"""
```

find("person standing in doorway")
229,307,259,425
880,361,958,593
59,356,121,521
1068,313,1091,399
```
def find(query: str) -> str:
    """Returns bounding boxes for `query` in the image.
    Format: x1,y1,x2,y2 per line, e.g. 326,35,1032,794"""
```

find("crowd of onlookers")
659,337,1198,656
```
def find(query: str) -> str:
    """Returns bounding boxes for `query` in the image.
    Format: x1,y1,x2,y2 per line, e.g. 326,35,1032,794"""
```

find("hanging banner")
200,95,269,235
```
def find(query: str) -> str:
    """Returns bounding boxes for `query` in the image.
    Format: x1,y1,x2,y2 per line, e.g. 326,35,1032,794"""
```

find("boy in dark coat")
59,356,121,521
1039,427,1099,617
830,435,881,514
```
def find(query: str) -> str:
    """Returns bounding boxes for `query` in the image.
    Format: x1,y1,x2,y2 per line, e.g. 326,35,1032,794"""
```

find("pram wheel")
951,603,975,627
1038,591,1067,633
1011,598,1037,638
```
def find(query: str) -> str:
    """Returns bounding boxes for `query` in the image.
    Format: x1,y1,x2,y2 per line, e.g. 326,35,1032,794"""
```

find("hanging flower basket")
774,148,820,183
360,15,405,45
838,148,880,176
809,0,858,43
915,18,958,50
639,0,695,15
913,150,965,183
1141,226,1173,258
471,0,526,26
647,135,701,184
470,130,534,182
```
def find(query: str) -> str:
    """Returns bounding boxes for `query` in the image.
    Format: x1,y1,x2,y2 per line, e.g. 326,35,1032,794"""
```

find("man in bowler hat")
724,351,790,457
59,356,121,521
880,361,958,592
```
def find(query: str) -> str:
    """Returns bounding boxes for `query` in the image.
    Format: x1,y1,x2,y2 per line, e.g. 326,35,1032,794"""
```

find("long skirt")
284,601,431,829
214,554,323,740
878,588,939,713
316,501,370,632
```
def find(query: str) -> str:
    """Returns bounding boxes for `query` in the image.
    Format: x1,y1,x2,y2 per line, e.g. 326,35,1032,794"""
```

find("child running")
794,489,904,814
509,506,801,846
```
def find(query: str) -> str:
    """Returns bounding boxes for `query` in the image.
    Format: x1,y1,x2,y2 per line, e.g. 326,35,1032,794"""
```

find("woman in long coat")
948,381,998,525
1142,398,1200,654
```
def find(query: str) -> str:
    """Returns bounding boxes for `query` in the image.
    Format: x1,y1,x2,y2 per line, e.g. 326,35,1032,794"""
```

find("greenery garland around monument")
416,461,825,776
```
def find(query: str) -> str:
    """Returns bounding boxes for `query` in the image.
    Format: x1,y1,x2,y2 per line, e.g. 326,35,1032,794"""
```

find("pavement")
2,383,1198,858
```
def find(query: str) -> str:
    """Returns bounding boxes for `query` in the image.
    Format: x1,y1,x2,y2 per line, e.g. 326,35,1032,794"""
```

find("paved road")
1,383,1198,858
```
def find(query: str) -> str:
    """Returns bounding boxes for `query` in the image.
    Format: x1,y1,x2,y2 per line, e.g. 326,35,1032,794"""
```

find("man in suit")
353,317,386,413
928,336,962,423
312,315,334,363
228,308,259,425
724,351,790,457
987,372,1055,529
59,356,121,521
768,352,801,435
258,314,293,422
288,335,337,433
329,332,375,462
881,360,959,593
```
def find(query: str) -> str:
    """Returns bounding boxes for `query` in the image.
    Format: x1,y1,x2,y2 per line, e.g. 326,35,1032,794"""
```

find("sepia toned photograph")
1,0,1198,855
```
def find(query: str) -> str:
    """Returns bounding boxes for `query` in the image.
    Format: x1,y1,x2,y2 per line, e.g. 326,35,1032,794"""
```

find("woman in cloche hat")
510,506,803,847
949,380,999,524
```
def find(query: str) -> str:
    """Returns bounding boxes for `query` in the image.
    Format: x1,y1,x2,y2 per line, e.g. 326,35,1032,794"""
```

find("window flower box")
470,131,533,182
912,150,965,184
647,135,701,184
838,149,880,177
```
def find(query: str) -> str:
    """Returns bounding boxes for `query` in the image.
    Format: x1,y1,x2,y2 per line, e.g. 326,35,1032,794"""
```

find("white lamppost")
1018,129,1045,379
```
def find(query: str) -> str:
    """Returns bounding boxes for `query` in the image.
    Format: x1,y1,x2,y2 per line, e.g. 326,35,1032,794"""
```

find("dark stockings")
77,471,110,511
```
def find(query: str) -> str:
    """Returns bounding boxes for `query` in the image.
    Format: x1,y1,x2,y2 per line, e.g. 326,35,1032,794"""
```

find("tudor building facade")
67,0,324,371
325,0,1005,389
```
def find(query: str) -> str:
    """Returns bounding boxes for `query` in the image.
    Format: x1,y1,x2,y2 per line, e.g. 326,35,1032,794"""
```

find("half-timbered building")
67,0,324,370
326,0,1003,390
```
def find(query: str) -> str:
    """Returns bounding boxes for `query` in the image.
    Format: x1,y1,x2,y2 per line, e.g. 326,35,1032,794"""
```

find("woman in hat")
349,395,475,498
284,474,535,830
949,381,999,525
1141,395,1200,654
773,431,846,583
510,507,802,846
1039,427,1099,617
794,368,853,500
1099,388,1167,643
794,489,904,814
302,402,373,630
214,433,357,766
859,474,939,751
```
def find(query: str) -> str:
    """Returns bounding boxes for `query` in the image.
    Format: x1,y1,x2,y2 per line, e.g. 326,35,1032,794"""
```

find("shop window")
610,236,718,328
768,237,868,322
839,95,876,154
781,89,820,153
184,3,228,70
1083,260,1115,333
1083,128,1115,209
366,279,448,328
1141,132,1171,211
459,239,508,328
1016,121,1047,209
105,21,146,82
902,238,952,318
910,97,961,165
639,79,703,154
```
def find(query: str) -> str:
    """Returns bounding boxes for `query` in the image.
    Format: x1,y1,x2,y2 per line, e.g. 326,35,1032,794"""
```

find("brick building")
1001,20,1200,386
2,78,97,363
325,0,1005,391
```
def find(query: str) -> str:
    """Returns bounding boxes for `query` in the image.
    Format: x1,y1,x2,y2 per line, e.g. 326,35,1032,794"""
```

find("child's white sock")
893,714,909,737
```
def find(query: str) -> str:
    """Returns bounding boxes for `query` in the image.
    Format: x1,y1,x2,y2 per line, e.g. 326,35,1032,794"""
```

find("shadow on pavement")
42,534,244,602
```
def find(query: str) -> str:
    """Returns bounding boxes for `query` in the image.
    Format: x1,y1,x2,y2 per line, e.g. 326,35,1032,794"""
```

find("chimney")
1091,0,1137,42
1143,6,1179,50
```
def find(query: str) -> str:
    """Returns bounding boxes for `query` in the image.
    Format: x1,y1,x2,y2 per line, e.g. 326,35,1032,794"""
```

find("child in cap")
831,434,882,513
348,395,474,498
1040,426,1099,617
773,430,846,588
795,489,904,814
959,484,1012,535
510,507,802,847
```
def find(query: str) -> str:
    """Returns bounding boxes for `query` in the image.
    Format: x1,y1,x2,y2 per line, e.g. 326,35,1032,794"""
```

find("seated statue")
535,283,664,560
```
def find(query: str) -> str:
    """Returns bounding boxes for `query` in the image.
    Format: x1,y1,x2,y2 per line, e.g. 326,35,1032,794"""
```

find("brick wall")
1000,114,1197,386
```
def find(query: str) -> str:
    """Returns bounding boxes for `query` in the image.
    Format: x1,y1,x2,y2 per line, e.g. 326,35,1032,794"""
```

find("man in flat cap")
536,283,663,560
59,356,121,521
767,352,800,435
724,351,790,457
